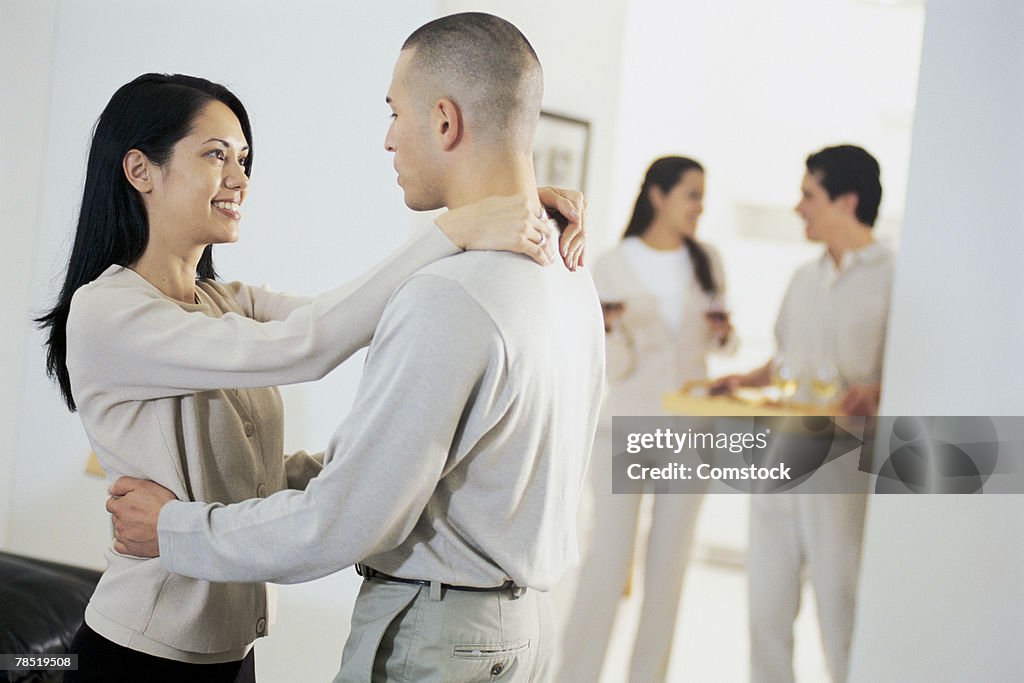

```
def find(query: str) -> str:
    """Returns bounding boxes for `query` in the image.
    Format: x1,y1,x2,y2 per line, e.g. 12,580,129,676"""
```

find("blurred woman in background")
559,156,734,683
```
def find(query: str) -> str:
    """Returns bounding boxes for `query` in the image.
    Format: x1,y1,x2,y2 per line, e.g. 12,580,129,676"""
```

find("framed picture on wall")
533,111,591,192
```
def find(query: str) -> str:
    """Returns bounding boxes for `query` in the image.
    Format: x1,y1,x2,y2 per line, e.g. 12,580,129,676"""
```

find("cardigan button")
243,422,255,437
256,483,267,498
256,618,266,634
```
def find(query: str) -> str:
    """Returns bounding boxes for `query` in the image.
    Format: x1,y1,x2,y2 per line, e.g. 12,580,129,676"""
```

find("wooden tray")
663,382,840,417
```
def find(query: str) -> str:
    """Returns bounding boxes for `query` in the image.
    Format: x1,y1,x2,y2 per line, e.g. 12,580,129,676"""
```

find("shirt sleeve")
157,272,504,584
224,281,313,322
67,227,459,401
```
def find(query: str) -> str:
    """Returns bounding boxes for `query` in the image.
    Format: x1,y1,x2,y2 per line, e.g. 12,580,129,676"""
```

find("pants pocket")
452,639,531,680
451,639,531,659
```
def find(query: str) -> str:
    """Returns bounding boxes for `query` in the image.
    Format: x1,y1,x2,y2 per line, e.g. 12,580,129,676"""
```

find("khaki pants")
335,578,552,682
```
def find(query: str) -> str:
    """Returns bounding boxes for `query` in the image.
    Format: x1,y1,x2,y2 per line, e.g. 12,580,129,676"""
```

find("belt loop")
429,580,442,602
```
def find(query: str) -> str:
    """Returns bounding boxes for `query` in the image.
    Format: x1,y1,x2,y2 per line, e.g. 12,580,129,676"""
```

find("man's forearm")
158,489,366,584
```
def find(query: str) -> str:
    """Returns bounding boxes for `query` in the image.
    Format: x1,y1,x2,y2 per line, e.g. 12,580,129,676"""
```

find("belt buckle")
355,563,376,580
510,585,527,600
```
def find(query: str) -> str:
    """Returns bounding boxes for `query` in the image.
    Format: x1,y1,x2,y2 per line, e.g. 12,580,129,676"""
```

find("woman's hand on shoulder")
434,188,588,271
539,186,587,271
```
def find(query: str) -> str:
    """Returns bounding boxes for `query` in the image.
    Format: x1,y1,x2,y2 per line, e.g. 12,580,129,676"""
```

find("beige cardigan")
66,227,458,663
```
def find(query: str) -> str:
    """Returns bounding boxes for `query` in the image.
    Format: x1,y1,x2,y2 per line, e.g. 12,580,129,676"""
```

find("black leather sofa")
0,551,101,683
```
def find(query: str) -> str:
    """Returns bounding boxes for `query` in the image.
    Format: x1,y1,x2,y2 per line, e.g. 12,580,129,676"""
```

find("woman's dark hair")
622,156,716,294
36,73,254,411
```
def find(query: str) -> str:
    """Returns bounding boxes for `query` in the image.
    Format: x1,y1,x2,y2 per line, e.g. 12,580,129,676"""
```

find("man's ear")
123,149,155,193
837,191,859,218
433,97,463,151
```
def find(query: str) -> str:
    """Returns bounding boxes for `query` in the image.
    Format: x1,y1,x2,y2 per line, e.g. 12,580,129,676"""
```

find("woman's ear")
433,97,463,151
648,185,665,212
123,149,154,193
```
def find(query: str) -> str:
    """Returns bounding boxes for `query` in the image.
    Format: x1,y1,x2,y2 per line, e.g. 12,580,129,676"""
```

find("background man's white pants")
748,488,868,683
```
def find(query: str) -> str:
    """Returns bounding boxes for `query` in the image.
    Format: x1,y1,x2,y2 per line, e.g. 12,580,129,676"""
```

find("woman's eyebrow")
202,137,250,152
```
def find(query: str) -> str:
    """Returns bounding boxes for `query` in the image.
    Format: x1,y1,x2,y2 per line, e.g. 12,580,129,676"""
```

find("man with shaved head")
394,12,545,169
107,12,604,682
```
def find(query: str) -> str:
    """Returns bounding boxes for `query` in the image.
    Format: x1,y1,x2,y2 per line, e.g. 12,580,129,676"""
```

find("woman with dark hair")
559,156,734,683
39,73,584,682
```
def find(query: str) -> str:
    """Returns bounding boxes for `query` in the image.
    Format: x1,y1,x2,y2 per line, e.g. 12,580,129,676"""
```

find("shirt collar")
820,240,889,275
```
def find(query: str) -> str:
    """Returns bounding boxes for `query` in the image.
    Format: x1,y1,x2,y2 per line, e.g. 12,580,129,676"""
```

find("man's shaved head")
400,12,543,150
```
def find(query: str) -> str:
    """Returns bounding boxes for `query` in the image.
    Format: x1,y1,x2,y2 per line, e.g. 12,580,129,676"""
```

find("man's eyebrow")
202,137,250,152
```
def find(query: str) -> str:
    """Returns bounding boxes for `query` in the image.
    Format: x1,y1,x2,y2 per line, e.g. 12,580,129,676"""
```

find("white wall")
612,0,923,230
849,1,1024,681
0,0,59,550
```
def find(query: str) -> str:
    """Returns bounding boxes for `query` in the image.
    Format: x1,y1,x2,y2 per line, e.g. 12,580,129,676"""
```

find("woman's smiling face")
141,100,251,250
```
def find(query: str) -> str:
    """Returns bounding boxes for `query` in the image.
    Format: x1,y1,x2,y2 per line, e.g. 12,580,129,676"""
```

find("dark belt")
355,564,527,600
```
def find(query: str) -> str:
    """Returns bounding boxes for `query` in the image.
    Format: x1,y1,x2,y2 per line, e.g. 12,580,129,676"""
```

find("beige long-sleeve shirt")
66,227,459,663
774,241,894,389
157,250,606,593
